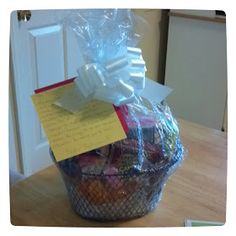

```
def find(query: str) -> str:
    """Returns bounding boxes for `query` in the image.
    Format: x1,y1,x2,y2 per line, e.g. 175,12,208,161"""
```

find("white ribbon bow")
75,47,146,106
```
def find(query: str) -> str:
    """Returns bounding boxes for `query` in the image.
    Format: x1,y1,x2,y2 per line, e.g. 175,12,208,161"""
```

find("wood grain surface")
10,119,227,227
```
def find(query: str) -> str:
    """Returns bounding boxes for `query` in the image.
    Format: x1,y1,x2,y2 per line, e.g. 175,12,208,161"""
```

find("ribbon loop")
74,47,146,107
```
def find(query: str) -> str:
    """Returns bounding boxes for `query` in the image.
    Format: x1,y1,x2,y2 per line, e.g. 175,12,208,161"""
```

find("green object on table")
185,219,224,227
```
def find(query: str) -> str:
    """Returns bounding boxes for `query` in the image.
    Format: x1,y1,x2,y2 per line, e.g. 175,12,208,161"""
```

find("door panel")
29,23,66,155
29,24,65,87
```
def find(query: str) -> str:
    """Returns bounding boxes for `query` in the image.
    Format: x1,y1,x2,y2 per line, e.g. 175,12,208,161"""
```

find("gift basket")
50,9,185,221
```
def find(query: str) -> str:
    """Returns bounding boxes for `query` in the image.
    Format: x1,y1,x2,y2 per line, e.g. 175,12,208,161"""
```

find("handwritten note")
32,83,126,162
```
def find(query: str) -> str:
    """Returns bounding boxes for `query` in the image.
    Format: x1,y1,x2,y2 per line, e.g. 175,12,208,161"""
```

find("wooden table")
10,119,227,227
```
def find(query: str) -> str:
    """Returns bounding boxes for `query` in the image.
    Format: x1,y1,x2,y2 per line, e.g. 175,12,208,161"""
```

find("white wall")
165,10,227,130
134,9,162,82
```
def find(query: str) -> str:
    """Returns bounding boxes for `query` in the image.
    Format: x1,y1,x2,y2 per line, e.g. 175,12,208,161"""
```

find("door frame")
9,48,23,174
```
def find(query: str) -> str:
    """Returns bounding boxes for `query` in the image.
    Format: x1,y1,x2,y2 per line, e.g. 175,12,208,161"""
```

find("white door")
10,10,84,176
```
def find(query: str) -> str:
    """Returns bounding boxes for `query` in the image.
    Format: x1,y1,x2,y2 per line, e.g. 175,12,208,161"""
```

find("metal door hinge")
17,10,31,22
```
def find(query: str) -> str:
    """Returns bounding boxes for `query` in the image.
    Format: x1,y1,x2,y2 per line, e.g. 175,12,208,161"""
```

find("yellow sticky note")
32,83,126,162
